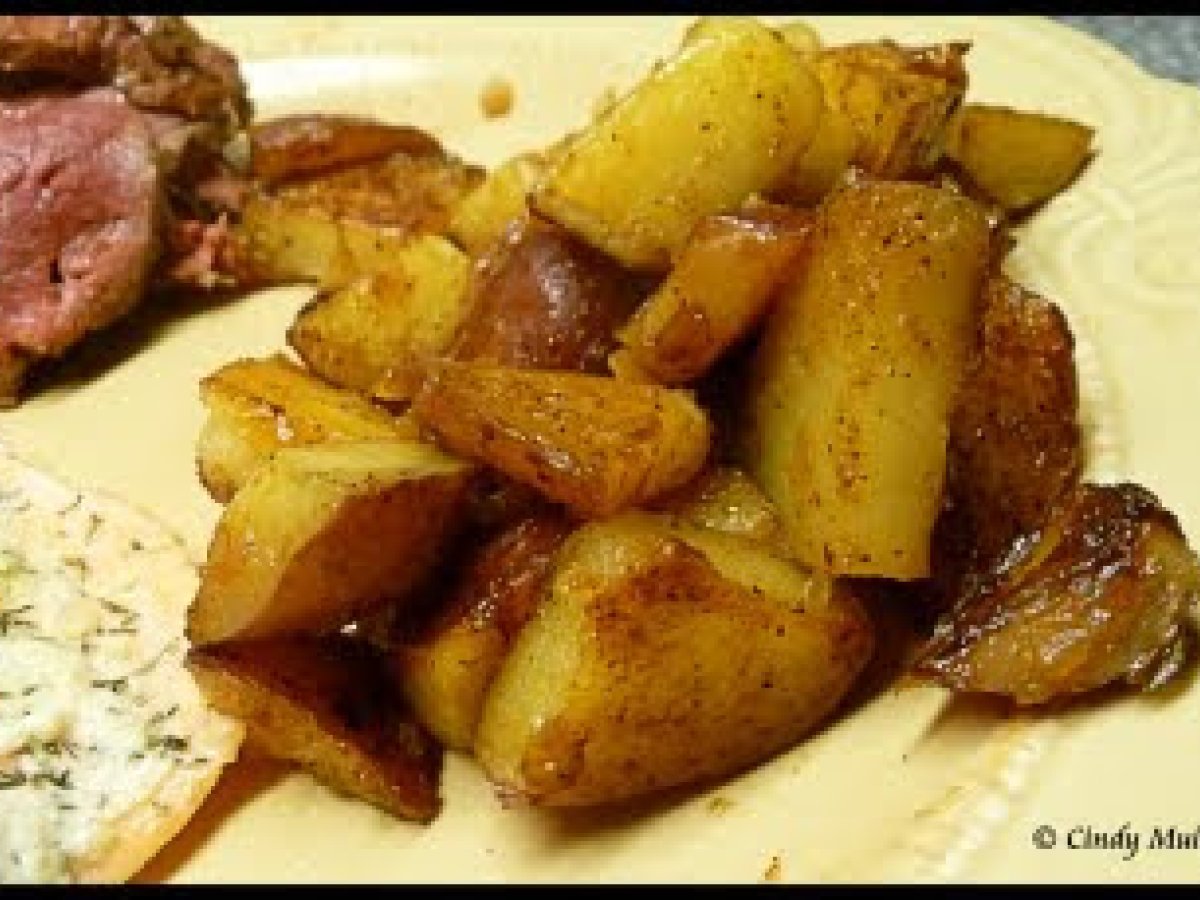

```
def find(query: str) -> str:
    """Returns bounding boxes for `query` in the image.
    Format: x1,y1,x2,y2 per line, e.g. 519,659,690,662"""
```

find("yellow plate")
6,15,1200,884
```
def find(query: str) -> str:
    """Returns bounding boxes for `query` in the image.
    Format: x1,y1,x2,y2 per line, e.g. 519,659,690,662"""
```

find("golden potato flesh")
651,465,787,552
778,19,822,55
775,104,859,206
412,361,712,518
393,512,574,750
287,235,473,402
944,104,1094,212
743,180,991,579
533,16,824,270
228,151,483,289
934,274,1081,592
188,636,442,822
189,440,473,645
813,40,969,178
450,216,643,375
917,483,1200,705
249,114,444,185
447,153,547,258
197,354,419,503
612,203,812,385
474,512,874,807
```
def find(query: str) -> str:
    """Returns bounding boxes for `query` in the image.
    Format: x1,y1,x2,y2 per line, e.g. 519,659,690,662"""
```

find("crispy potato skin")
534,17,824,270
917,484,1200,705
393,512,574,750
933,274,1081,592
228,152,483,288
944,104,1094,212
287,235,473,401
249,114,444,185
613,204,813,385
451,216,643,375
260,153,482,233
196,355,419,503
413,361,712,518
189,440,473,644
743,180,991,579
813,41,969,179
474,513,874,806
188,637,442,821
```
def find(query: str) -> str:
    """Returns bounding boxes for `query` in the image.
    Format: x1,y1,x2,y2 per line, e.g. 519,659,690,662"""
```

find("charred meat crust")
0,15,250,133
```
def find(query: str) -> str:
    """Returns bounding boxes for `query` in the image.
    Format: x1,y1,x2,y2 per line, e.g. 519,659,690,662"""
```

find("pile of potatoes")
186,17,1200,822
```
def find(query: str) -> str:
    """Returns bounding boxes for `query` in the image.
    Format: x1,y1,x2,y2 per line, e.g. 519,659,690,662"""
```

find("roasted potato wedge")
917,483,1200,705
944,103,1094,212
612,203,812,385
743,180,991,579
229,151,482,288
393,512,574,750
813,40,969,178
779,20,822,55
189,440,473,645
197,354,419,503
450,216,643,375
475,512,874,806
413,361,712,518
651,466,786,552
288,235,473,401
447,153,547,257
934,274,1081,590
249,114,444,185
534,16,823,270
188,636,442,821
775,103,859,205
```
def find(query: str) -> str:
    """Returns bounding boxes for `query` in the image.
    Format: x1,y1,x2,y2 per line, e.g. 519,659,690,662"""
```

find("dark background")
1056,16,1200,85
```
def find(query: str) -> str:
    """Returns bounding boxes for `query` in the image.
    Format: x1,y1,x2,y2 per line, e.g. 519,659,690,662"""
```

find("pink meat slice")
0,93,162,363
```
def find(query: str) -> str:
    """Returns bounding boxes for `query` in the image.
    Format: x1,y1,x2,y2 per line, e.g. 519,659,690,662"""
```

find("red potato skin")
249,114,445,185
451,216,645,374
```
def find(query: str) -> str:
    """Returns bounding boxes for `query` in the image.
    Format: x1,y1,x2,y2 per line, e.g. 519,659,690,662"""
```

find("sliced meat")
0,15,250,136
0,93,162,402
161,216,232,291
0,15,252,403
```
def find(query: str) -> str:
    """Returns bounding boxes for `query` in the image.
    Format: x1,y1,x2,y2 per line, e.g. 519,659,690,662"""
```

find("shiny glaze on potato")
917,483,1200,705
451,216,644,374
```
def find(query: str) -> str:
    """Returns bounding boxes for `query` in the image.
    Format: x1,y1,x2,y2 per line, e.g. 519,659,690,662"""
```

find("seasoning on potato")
475,513,874,806
412,361,712,518
177,14,1200,836
743,179,992,580
197,354,421,503
189,440,474,645
533,16,824,270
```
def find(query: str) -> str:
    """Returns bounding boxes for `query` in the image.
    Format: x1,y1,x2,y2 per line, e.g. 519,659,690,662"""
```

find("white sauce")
0,451,239,883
